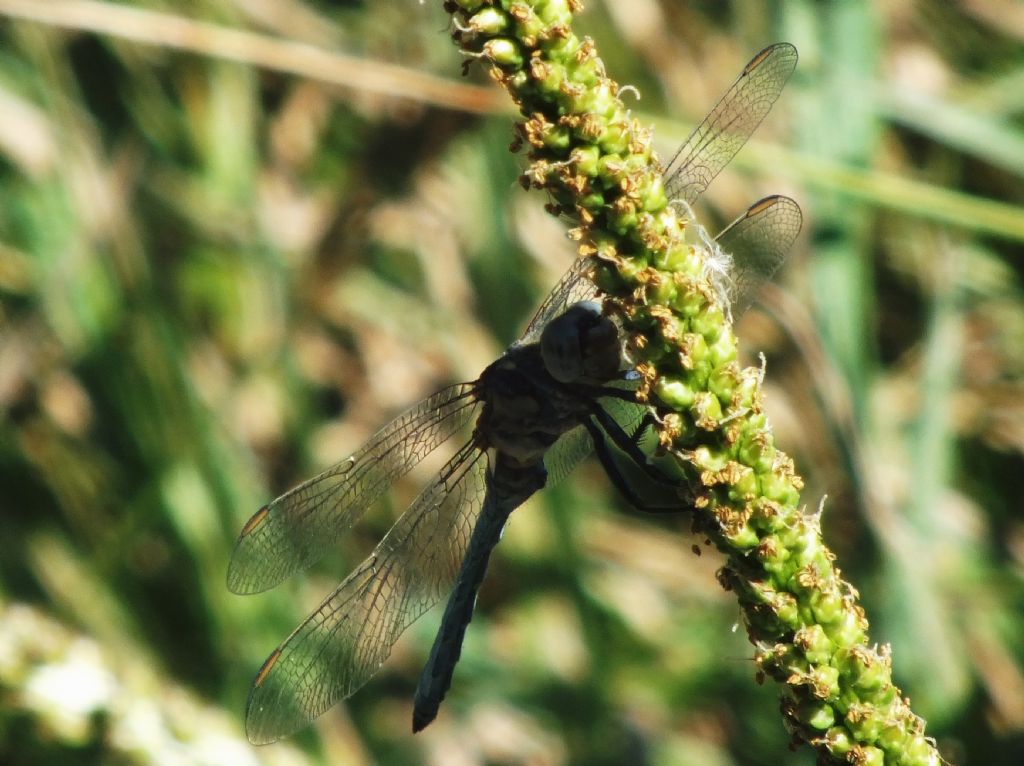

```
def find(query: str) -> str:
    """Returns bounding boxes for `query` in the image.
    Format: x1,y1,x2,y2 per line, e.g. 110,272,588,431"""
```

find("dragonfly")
228,42,802,744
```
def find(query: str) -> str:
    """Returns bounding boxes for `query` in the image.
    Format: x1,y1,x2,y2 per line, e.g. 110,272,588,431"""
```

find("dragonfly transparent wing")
663,43,798,207
542,425,594,488
716,195,802,315
227,383,481,595
244,441,490,744
542,376,648,487
519,257,600,345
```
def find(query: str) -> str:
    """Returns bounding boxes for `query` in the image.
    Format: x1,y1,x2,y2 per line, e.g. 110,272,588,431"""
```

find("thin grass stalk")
440,2,942,764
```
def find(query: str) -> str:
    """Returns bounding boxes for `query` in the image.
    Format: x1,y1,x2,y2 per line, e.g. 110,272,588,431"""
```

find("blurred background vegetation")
0,1,1022,764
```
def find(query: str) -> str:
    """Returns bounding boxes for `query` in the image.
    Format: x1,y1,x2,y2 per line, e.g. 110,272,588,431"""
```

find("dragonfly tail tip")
411,707,436,733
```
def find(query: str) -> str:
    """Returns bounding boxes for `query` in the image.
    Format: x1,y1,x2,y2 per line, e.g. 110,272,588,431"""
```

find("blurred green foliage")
1,1,1022,764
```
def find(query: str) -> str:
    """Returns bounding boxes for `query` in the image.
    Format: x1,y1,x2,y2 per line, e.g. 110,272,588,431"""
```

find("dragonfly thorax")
539,300,621,384
472,301,620,468
475,341,596,466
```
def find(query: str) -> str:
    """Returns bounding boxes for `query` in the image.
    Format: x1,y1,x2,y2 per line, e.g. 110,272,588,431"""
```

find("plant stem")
441,2,943,764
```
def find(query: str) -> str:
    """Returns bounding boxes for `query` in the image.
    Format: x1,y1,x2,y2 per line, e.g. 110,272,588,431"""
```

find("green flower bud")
509,4,545,40
690,303,725,339
533,0,573,28
708,365,739,405
682,332,709,366
745,411,768,432
675,245,706,278
749,499,786,535
904,734,942,765
607,204,638,234
612,254,645,285
828,608,867,648
469,8,508,34
798,700,836,731
454,0,485,11
647,248,682,274
757,641,799,678
823,726,854,756
810,587,845,626
738,433,776,474
596,153,625,185
571,145,601,176
877,724,908,754
589,261,623,295
484,38,523,68
542,123,572,151
578,191,606,211
836,647,888,693
670,279,708,317
761,471,798,505
655,376,696,409
850,745,886,766
874,683,899,708
647,276,677,306
726,522,760,550
779,524,821,571
531,60,568,93
620,152,649,174
510,75,533,100
597,121,631,154
691,444,727,472
732,375,757,411
773,590,801,629
573,82,619,119
729,463,758,501
692,390,721,427
689,361,711,390
640,174,668,212
845,703,883,743
757,534,790,577
540,32,581,64
809,665,841,699
707,329,738,368
795,624,834,666
567,64,601,92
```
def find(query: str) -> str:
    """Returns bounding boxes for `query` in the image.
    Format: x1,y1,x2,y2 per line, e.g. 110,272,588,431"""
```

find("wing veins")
305,442,483,684
715,195,803,313
229,384,481,594
245,441,489,742
287,392,479,522
518,258,599,345
663,43,798,206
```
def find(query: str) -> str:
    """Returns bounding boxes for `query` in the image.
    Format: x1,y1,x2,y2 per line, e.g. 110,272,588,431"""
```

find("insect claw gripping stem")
441,2,944,765
582,417,684,514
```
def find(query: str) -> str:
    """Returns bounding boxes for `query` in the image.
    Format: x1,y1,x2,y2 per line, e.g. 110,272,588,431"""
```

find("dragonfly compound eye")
540,301,621,383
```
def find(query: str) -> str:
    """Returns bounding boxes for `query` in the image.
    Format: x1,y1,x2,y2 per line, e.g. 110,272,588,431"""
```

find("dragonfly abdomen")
412,455,545,731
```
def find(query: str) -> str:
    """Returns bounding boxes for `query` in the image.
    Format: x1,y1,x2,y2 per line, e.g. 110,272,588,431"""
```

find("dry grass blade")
0,0,505,114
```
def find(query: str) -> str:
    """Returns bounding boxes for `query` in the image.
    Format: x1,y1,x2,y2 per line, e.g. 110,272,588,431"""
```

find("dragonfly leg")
573,383,640,403
590,404,685,488
583,418,689,514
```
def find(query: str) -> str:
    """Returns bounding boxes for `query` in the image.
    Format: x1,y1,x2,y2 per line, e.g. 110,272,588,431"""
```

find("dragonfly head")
540,300,621,384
